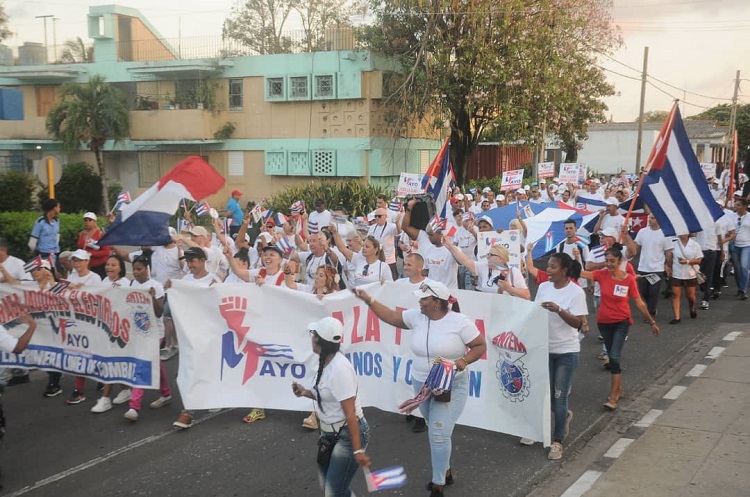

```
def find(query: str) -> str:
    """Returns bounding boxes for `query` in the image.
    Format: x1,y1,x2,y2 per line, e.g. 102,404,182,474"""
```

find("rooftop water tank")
0,44,13,66
18,42,46,65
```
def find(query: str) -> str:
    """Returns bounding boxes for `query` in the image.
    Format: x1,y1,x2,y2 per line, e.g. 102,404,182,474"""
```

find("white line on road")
663,385,687,400
5,410,228,497
634,409,663,428
723,331,743,341
686,364,707,377
706,346,726,359
603,438,635,459
560,470,603,497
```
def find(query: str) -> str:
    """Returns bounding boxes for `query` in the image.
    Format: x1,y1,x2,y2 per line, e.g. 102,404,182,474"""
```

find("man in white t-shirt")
576,181,605,209
593,198,625,236
177,226,228,281
307,198,332,235
623,215,667,318
555,219,589,288
402,198,460,288
394,252,428,289
0,238,27,284
368,208,400,279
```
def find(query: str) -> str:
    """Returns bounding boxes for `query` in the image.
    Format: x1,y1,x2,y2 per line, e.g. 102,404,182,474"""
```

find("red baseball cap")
231,189,243,196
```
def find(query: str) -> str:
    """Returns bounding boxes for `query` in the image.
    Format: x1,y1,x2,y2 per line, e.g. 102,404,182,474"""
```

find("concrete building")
576,120,730,176
0,5,442,205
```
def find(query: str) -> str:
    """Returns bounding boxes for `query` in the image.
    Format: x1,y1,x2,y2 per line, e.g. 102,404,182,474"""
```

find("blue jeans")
598,319,629,375
731,245,750,293
412,372,470,485
317,417,370,497
549,353,579,442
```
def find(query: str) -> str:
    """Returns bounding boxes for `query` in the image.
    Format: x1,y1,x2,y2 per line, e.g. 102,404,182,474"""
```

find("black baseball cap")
180,247,207,260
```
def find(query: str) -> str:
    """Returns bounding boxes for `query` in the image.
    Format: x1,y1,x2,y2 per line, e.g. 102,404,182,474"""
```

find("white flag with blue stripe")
421,138,455,218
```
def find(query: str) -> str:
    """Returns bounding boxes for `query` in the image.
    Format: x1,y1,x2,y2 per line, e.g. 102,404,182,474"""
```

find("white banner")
537,162,555,179
558,163,580,184
476,230,522,270
0,286,160,388
700,162,717,179
500,169,524,191
397,172,423,196
169,281,551,444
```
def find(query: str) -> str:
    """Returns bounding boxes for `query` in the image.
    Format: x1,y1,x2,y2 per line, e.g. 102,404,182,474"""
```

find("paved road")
1,283,746,497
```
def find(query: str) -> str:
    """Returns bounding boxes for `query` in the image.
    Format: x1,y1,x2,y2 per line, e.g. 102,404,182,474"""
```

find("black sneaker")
413,418,426,433
43,385,62,398
66,389,86,405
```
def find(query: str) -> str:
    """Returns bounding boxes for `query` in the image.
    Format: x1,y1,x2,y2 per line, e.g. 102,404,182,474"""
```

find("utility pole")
635,46,649,174
52,17,60,63
727,70,741,183
35,15,54,63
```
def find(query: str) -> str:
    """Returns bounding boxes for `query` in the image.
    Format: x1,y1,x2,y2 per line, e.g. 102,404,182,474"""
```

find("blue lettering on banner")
346,352,383,378
404,359,413,386
469,370,482,398
0,344,153,386
258,359,306,378
220,330,243,379
65,333,89,349
392,356,402,383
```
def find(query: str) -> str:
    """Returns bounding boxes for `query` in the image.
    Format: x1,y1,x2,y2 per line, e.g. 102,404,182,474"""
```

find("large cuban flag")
99,156,225,246
421,138,455,218
638,103,724,236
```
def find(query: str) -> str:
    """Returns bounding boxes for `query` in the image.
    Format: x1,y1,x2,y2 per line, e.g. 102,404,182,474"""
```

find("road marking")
603,438,635,458
723,331,743,341
706,346,725,359
560,470,603,497
685,364,707,377
5,410,228,497
663,385,687,400
634,409,663,428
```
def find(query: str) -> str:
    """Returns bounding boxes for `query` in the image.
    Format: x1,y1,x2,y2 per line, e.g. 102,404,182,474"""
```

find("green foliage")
213,121,236,140
0,172,35,212
37,162,103,215
690,103,750,162
635,110,669,123
46,75,130,212
108,181,123,213
265,181,390,217
0,212,97,261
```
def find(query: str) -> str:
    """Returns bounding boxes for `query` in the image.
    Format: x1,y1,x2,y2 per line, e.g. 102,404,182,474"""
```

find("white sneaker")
519,437,535,446
123,408,139,421
160,345,179,361
90,397,113,413
113,389,132,405
149,396,172,409
548,441,563,460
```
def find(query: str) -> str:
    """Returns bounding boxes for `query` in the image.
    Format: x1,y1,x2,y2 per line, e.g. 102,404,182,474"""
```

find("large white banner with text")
0,286,160,388
169,281,551,443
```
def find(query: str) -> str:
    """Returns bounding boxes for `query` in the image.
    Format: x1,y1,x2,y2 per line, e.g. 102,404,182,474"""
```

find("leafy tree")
359,0,620,186
59,37,94,63
222,0,297,55
46,75,130,213
37,162,103,214
295,0,357,51
634,110,668,123
689,103,750,162
0,3,12,43
0,172,34,212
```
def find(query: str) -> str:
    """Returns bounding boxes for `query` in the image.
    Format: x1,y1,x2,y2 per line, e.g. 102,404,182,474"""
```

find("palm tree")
46,75,130,212
59,37,94,63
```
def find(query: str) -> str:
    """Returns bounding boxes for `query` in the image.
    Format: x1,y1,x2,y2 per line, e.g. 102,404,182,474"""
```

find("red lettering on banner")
394,306,407,345
330,311,345,344
350,306,364,344
474,319,487,360
120,318,130,343
365,308,381,342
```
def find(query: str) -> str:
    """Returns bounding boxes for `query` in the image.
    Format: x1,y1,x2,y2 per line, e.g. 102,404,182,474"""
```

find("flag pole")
726,129,738,207
619,101,680,243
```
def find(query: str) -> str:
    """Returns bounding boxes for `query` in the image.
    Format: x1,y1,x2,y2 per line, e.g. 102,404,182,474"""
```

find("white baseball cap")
482,187,492,193
70,249,91,260
600,227,618,238
308,317,344,343
413,281,451,301
605,197,619,205
497,194,506,201
83,212,97,221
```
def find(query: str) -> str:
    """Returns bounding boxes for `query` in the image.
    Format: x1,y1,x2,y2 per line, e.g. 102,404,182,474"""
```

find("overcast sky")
5,0,749,122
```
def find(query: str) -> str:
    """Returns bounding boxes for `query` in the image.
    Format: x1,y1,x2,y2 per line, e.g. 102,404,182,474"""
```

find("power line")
645,80,712,110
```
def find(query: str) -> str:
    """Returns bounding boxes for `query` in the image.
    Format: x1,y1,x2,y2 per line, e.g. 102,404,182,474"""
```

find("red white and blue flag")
275,237,294,257
222,218,234,234
426,215,457,237
421,138,456,218
113,191,132,211
637,103,724,236
194,201,211,217
364,466,408,492
590,243,606,259
99,156,225,246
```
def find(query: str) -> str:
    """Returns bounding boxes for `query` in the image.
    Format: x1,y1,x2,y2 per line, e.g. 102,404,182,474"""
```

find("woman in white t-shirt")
530,253,588,461
353,281,486,495
101,255,130,287
443,239,530,299
666,234,703,324
291,317,371,495
331,227,393,287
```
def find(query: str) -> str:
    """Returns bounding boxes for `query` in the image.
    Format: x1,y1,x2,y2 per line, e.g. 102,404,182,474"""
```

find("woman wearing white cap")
77,212,109,278
291,317,371,496
353,281,486,497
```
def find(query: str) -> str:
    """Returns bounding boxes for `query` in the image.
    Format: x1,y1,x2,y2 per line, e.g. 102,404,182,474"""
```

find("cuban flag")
388,198,402,213
364,466,407,492
274,212,289,225
262,210,275,224
222,218,234,234
177,219,192,233
194,201,211,217
99,156,225,246
590,243,606,259
421,138,455,218
23,256,43,272
427,215,456,237
49,279,70,295
291,200,305,215
424,357,455,392
275,237,294,257
638,103,723,236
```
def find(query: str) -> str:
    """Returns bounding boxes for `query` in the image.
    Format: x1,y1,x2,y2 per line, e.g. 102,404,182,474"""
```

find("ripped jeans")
549,352,579,442
411,372,470,485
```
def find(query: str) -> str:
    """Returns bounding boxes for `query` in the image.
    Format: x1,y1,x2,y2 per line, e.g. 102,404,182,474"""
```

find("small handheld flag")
49,279,70,295
275,237,294,257
291,200,305,215
194,202,210,217
23,256,43,272
590,243,606,259
222,218,234,234
364,466,408,492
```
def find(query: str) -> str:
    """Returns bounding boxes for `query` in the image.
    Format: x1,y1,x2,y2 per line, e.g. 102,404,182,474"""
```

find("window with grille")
266,77,285,100
312,150,336,176
290,76,309,99
314,75,335,99
229,79,243,110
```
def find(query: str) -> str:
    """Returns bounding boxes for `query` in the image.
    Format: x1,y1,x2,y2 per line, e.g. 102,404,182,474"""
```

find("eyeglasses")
418,282,439,299
374,215,384,218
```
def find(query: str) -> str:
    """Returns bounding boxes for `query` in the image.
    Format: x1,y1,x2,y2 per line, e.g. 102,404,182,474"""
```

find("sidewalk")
566,330,750,497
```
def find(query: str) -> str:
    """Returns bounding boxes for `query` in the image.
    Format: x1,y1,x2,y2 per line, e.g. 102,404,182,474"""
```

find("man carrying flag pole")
421,138,456,219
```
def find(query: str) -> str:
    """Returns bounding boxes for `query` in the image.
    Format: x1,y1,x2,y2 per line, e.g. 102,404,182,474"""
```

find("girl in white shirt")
331,228,393,287
101,255,130,287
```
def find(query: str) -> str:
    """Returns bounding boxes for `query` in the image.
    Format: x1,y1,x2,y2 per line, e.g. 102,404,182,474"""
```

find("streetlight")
35,15,54,63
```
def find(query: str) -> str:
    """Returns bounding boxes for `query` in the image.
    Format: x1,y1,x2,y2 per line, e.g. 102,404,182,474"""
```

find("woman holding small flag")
291,317,371,496
330,224,393,287
77,212,109,278
353,281,486,497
